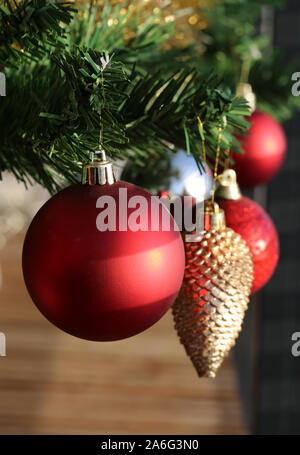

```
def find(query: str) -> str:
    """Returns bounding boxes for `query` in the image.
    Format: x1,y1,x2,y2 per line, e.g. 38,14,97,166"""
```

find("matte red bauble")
233,111,287,187
22,152,185,341
216,170,279,294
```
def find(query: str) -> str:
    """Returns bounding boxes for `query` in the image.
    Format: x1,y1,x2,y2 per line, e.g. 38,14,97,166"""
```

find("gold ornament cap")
82,149,117,185
204,201,225,230
236,82,256,113
215,169,242,201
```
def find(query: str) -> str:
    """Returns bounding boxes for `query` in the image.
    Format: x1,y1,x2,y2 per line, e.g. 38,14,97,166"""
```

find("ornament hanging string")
211,124,222,204
240,57,251,85
99,69,104,150
224,149,231,171
196,115,208,196
197,116,206,165
98,54,110,152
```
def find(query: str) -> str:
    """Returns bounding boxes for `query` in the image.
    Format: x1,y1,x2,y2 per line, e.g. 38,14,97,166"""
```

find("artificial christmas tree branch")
197,0,300,122
0,3,250,192
0,0,75,65
81,0,300,122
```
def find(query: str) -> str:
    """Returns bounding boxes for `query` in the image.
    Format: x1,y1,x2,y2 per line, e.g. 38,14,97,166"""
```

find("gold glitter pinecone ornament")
172,202,253,378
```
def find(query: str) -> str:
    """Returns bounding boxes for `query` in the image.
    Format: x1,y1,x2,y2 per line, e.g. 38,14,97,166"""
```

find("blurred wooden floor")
0,233,246,435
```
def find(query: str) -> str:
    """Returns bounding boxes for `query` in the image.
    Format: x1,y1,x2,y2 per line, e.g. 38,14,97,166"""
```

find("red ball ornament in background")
233,111,287,188
216,170,279,294
22,152,185,341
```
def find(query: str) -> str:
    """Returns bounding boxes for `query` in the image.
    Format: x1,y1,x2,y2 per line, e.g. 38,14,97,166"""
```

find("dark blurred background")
235,0,300,435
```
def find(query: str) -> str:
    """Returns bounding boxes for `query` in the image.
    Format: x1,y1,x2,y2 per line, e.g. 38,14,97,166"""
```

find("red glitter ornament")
233,111,287,188
216,170,279,294
23,152,185,341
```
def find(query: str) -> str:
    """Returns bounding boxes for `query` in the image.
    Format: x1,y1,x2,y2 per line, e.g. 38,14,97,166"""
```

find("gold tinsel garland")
76,0,217,47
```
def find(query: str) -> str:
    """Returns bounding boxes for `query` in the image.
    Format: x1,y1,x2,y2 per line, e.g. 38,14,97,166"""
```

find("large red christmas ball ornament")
233,111,287,187
216,170,279,294
23,154,185,341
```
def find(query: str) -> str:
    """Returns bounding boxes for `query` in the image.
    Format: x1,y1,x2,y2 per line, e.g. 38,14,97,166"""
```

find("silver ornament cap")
82,149,117,185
